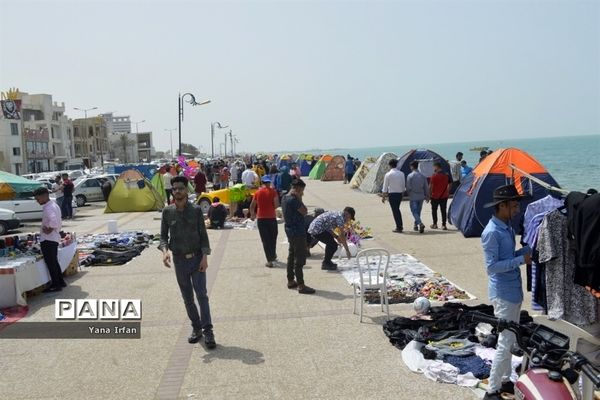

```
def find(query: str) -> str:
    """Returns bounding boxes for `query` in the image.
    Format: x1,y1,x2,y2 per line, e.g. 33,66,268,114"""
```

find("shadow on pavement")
313,289,352,301
202,345,265,365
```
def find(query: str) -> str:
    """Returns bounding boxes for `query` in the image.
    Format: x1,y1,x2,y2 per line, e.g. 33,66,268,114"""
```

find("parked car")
0,195,77,221
93,174,120,183
73,177,104,206
0,208,21,235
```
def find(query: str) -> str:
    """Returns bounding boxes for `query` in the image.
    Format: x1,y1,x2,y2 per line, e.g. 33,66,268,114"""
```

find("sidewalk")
0,180,508,400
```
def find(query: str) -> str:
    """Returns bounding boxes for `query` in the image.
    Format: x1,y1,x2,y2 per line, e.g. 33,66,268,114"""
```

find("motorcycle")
464,312,600,400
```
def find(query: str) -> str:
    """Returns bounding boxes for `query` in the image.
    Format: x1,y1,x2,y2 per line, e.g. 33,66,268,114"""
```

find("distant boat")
470,146,490,152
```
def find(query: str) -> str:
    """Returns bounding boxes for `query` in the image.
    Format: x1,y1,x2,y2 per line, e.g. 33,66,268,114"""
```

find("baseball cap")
261,176,271,183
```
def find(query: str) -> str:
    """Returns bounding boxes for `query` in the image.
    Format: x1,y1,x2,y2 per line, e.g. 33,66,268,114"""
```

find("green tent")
0,170,42,200
150,173,166,204
105,169,164,213
308,160,327,180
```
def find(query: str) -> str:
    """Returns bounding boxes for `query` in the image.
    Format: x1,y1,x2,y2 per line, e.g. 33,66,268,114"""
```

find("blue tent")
448,148,560,237
300,160,312,176
397,149,452,178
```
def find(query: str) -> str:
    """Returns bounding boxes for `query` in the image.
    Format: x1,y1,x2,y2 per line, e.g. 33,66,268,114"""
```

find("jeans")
257,218,278,262
431,198,448,225
41,240,66,288
409,200,424,226
488,298,521,393
388,193,404,230
173,253,213,332
314,231,338,264
61,195,73,218
286,235,306,285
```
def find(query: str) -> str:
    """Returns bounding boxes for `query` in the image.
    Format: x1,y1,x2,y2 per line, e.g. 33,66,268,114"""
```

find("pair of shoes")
298,285,316,294
204,330,217,349
419,223,425,234
265,261,273,268
500,381,515,394
442,224,448,230
430,224,438,229
482,392,502,400
287,281,299,289
392,228,403,233
188,330,202,344
43,286,62,293
413,224,418,231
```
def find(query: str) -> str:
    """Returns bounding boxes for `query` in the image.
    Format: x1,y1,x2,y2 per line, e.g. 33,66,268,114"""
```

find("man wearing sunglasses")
159,176,216,349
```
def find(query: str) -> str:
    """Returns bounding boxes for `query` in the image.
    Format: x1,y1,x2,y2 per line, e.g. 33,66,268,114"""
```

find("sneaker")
413,224,418,231
298,285,316,294
188,330,202,344
430,224,438,229
500,381,515,394
204,330,217,349
482,392,502,400
442,224,448,230
419,223,425,234
287,281,299,289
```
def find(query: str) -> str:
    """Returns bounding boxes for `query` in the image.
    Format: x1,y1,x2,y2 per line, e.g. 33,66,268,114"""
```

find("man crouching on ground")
159,176,217,349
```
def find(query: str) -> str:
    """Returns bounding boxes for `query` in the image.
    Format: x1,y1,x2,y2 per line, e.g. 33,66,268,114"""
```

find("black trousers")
41,240,65,288
257,218,278,262
431,198,448,225
388,193,404,230
165,189,172,204
287,235,306,285
314,231,338,264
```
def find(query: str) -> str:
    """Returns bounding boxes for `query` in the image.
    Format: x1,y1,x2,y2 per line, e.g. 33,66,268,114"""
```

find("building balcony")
27,151,53,160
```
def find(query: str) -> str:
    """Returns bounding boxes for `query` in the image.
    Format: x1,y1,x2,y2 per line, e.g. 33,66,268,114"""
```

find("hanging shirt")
523,195,564,240
537,210,598,325
481,215,530,303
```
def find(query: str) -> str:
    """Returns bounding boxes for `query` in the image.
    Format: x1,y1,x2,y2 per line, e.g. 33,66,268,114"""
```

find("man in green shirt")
159,176,216,349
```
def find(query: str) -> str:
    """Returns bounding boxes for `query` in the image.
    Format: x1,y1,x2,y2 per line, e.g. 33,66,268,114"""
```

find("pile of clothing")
78,231,157,266
384,303,532,387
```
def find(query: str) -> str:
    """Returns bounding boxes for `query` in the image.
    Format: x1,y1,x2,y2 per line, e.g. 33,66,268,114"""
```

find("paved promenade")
0,180,530,399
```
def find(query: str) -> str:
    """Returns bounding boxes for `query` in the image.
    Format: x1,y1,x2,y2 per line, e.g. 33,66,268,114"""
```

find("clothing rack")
509,163,569,196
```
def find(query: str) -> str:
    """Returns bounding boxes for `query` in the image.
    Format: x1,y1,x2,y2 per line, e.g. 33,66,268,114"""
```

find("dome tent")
358,152,398,193
105,169,164,213
396,149,451,178
349,157,377,188
308,155,332,180
321,155,346,181
448,148,560,237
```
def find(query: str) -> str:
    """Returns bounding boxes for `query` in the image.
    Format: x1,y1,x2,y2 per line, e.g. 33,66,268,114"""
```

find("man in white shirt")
52,175,64,210
33,187,66,292
381,158,406,233
241,166,259,188
163,168,173,204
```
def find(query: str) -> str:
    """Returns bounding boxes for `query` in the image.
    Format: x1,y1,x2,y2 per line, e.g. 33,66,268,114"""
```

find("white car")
0,207,21,235
0,195,77,221
73,177,105,206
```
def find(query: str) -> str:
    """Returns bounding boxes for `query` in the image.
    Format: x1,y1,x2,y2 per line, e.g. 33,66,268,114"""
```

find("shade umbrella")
0,170,43,200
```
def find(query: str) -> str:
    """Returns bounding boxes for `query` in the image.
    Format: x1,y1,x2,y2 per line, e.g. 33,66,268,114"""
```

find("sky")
1,0,598,154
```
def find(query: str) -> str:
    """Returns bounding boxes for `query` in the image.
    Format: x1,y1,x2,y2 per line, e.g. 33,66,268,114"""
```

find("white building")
108,131,155,163
111,114,131,135
0,91,74,174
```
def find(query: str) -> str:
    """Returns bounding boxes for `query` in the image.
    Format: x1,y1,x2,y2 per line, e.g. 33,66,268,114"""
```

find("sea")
297,135,599,193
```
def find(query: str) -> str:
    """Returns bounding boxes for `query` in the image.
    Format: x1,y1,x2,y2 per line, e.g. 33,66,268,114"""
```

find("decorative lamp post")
210,121,228,158
178,92,210,156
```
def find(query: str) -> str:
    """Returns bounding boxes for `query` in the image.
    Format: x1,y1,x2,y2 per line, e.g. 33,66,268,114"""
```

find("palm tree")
119,133,135,163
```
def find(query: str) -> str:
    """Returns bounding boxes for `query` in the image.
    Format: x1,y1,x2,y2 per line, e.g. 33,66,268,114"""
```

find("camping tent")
308,155,332,180
396,149,451,178
358,152,398,193
0,171,42,200
448,148,560,237
321,155,346,181
300,160,312,176
150,173,166,204
349,157,377,188
105,169,164,213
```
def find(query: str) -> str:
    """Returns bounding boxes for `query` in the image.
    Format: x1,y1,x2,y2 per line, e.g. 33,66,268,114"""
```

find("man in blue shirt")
481,184,531,400
344,156,356,184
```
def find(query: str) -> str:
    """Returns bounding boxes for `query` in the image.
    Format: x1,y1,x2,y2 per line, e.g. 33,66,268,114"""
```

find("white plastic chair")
352,248,390,323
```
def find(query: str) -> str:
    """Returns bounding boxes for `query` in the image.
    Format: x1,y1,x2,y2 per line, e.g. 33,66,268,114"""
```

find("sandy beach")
0,179,537,399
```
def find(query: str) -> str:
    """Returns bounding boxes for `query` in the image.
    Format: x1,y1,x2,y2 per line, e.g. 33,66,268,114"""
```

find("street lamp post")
133,119,145,134
164,128,176,159
210,121,228,159
74,106,98,168
178,92,210,157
